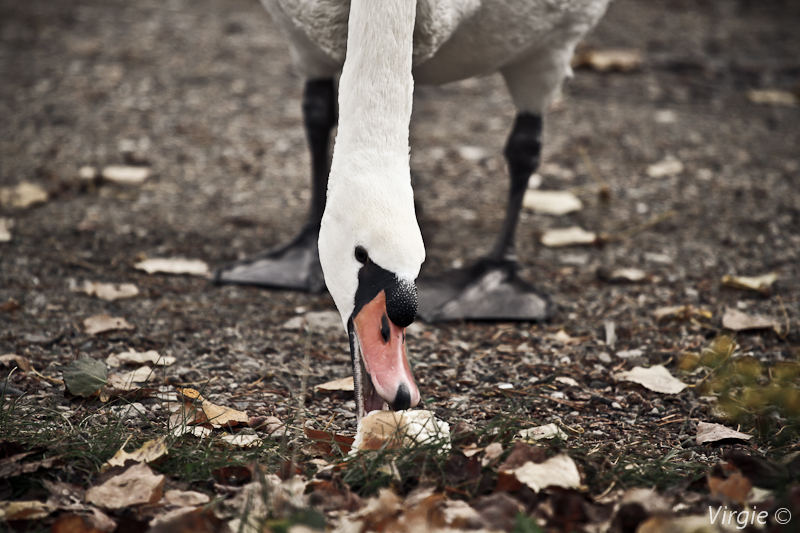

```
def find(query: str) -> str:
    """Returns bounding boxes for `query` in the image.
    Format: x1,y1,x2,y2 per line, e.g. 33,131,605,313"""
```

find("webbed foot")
416,259,553,322
213,226,325,292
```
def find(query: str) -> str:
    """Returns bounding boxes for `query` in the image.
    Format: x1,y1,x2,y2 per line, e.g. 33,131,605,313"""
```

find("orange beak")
352,290,420,416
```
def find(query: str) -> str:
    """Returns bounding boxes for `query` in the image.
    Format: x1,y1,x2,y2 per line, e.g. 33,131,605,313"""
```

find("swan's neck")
332,0,416,172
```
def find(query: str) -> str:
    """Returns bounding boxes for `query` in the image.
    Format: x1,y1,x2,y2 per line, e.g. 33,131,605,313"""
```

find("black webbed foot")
416,259,553,322
213,225,325,292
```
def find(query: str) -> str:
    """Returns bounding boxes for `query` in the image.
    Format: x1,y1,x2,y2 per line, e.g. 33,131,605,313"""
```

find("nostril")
392,383,411,411
380,314,390,343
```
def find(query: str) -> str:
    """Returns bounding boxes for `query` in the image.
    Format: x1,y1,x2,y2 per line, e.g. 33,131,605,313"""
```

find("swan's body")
263,0,608,113
217,0,610,414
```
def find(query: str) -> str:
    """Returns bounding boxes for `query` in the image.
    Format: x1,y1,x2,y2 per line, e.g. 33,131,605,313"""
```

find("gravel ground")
1,0,799,505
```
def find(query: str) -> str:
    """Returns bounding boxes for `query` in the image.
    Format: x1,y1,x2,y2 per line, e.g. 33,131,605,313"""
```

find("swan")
216,0,610,323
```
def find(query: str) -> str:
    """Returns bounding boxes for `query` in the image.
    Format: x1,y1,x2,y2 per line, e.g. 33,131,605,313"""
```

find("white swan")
216,0,609,323
216,0,610,415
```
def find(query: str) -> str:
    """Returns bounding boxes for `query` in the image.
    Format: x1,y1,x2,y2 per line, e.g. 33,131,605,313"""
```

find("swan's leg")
416,113,552,322
214,78,336,291
416,48,574,322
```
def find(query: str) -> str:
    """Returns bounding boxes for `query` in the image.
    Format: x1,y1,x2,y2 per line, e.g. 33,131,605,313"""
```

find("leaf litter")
73,280,140,301
134,258,210,277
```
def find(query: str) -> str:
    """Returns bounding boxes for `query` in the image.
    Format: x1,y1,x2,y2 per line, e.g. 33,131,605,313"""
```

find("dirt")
1,0,800,526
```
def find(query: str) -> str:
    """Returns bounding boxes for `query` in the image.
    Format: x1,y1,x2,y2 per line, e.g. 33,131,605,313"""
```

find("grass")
1,368,787,531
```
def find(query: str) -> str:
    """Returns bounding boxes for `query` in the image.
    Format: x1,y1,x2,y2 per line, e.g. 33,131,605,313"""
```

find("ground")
1,0,799,531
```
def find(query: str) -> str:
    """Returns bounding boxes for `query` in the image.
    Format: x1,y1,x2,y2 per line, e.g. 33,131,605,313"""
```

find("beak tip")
391,382,413,411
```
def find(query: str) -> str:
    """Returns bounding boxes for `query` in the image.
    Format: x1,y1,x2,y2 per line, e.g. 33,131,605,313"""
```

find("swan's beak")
351,290,420,417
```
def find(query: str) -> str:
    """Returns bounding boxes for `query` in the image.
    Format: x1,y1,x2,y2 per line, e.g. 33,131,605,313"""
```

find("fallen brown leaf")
51,514,106,533
513,454,582,492
0,182,49,208
0,217,12,242
82,314,135,336
107,349,175,367
74,281,140,301
614,365,687,394
696,422,753,445
147,507,226,533
572,48,643,72
721,272,778,295
721,307,778,332
540,226,597,247
0,353,32,373
85,462,165,510
102,436,168,471
0,452,62,479
304,426,355,456
316,376,355,392
0,500,54,520
163,489,211,507
134,258,210,277
708,471,752,505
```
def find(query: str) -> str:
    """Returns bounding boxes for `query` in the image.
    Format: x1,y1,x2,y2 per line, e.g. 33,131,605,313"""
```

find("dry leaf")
102,436,168,471
481,442,503,467
746,89,798,107
168,399,208,428
86,463,164,510
540,226,597,247
722,273,778,295
304,427,355,455
721,307,778,332
148,507,226,533
101,165,150,185
173,387,248,428
83,314,135,335
220,434,262,448
614,365,687,394
522,190,583,215
517,423,568,442
0,500,54,520
708,471,752,505
696,422,753,445
201,398,248,428
551,329,581,345
316,376,355,392
50,514,106,533
0,182,49,208
653,305,712,322
134,258,210,277
108,366,159,390
164,489,211,507
513,454,581,492
74,281,140,301
107,349,175,367
461,444,484,458
609,268,648,283
0,354,32,373
647,156,684,178
0,218,12,242
572,48,642,72
351,410,450,452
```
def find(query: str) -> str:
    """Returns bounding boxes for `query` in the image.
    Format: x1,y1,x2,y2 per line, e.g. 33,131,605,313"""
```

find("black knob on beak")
392,382,412,411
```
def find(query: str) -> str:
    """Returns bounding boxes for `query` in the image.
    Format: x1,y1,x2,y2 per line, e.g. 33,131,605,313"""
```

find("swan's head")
319,153,425,420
